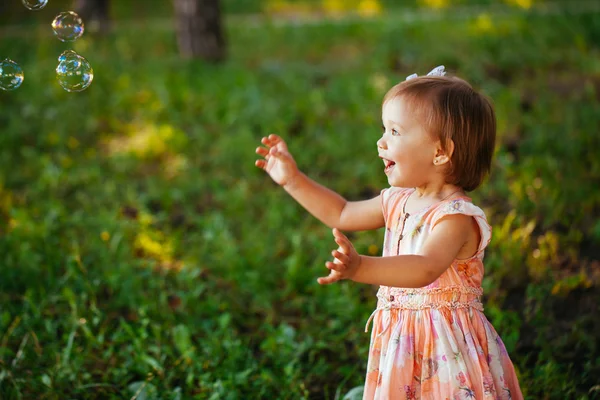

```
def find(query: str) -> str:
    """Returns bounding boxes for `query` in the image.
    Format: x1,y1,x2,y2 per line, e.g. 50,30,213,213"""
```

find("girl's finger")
326,261,346,272
333,229,351,253
317,271,340,285
332,250,349,265
269,134,289,152
268,133,282,143
261,137,273,147
332,228,347,242
262,134,279,147
255,159,267,169
255,146,269,157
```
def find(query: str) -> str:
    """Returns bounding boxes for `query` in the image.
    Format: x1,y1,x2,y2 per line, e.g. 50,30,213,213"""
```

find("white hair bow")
405,65,446,81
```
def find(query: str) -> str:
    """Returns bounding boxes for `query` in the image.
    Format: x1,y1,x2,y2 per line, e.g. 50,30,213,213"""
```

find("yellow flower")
323,0,345,14
473,13,494,33
358,0,382,17
134,232,173,263
420,0,449,9
100,231,110,241
264,0,289,14
505,0,532,9
368,244,379,255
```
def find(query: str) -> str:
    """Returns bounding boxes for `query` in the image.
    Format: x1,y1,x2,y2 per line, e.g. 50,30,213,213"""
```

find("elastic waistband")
365,286,484,335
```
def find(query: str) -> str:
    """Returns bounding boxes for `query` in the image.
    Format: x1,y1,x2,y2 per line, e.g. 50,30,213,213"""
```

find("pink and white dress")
363,187,523,400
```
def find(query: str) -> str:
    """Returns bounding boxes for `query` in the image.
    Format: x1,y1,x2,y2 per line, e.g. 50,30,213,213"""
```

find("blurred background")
1,0,599,399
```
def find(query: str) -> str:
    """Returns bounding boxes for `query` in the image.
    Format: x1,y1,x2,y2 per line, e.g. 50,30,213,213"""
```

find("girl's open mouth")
383,159,396,174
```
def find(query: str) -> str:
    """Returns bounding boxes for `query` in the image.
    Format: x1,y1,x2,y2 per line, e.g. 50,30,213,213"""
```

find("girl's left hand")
317,228,361,285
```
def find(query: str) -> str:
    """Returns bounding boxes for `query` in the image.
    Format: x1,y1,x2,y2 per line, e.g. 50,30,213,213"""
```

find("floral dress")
363,187,523,400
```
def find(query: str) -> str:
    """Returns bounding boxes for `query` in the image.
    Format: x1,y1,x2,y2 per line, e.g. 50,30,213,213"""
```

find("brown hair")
383,76,496,192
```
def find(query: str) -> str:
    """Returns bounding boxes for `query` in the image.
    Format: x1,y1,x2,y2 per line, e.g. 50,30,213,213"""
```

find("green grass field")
1,2,599,399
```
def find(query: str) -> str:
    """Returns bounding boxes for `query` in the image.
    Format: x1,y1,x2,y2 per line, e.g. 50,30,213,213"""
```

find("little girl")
255,66,523,399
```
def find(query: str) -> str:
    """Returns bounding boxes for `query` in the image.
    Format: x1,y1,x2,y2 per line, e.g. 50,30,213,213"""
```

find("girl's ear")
433,139,454,165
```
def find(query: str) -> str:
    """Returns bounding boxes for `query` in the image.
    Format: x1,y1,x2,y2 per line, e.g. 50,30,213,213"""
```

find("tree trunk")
173,0,226,63
74,0,111,34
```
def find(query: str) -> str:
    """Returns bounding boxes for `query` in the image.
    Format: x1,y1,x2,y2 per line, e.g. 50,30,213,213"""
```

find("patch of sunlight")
0,186,13,214
134,229,182,270
264,0,383,17
105,122,187,160
496,210,535,248
135,232,171,260
263,0,313,16
323,0,346,14
139,211,154,227
8,219,18,232
551,271,594,296
357,0,382,17
4,208,34,234
370,73,389,93
527,231,558,280
471,13,495,35
163,154,189,180
419,0,449,10
504,0,532,9
263,0,288,14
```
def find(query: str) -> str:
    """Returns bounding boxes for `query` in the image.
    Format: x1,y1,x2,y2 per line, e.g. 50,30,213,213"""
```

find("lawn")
0,2,599,399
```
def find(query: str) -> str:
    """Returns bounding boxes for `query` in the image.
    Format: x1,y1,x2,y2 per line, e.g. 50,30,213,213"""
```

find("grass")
0,4,599,400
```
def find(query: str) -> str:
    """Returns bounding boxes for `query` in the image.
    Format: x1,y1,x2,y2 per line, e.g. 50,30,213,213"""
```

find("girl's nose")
377,136,386,150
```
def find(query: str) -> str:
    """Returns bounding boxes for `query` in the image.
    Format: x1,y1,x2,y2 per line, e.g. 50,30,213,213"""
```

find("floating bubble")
52,11,85,42
22,0,48,10
56,50,94,92
0,59,24,91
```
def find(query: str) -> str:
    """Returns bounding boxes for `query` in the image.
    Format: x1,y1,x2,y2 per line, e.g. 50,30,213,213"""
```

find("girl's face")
377,96,439,188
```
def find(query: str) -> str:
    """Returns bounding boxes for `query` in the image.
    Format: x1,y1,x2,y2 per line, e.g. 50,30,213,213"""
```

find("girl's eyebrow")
384,120,406,130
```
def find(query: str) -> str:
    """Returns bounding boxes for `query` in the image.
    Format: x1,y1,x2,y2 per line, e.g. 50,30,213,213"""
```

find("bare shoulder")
431,213,481,259
419,213,476,260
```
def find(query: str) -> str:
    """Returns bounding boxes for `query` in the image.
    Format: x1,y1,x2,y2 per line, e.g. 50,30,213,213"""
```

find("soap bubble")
0,59,24,91
22,0,48,10
52,12,85,42
56,50,94,92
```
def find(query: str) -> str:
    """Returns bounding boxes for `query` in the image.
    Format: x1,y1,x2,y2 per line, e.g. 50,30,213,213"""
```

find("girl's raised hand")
318,228,362,285
255,134,299,187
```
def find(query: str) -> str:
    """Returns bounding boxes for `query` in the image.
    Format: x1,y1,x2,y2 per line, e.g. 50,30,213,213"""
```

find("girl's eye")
392,129,400,136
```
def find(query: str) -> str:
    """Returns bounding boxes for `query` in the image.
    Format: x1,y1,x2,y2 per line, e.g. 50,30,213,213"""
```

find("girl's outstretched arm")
255,134,384,231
